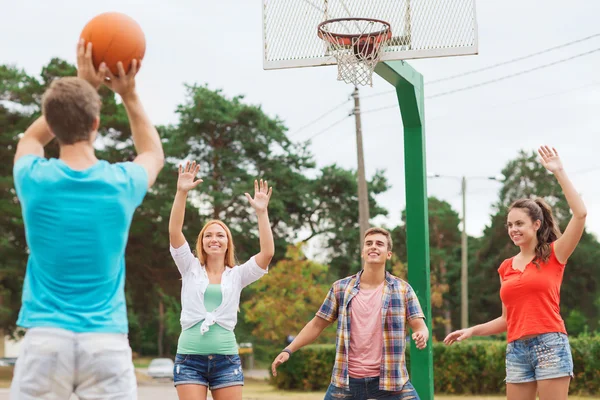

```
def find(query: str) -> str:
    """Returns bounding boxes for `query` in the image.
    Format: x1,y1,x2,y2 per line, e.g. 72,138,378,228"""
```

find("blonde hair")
195,220,237,267
364,227,393,251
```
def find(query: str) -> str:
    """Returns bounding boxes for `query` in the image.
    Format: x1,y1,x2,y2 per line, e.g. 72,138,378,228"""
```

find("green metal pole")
375,60,434,400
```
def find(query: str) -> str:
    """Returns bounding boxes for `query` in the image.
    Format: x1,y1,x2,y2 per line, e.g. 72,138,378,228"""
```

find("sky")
2,0,600,239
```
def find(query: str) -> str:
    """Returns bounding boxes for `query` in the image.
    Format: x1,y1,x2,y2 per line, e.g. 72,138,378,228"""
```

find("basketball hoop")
318,18,392,87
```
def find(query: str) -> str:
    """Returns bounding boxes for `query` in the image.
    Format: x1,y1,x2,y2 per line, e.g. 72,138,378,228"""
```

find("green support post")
375,60,434,400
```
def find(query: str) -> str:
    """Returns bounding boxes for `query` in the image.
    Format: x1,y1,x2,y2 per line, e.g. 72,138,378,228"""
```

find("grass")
133,356,154,368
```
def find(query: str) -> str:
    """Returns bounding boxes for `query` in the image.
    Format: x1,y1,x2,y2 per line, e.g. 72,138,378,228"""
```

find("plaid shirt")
316,270,425,391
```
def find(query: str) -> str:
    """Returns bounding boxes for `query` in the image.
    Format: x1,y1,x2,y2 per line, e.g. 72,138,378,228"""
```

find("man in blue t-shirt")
10,40,164,400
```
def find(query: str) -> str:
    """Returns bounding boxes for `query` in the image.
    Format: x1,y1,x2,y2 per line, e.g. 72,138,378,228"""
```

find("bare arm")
122,92,164,188
169,162,202,249
444,278,507,345
470,304,507,336
271,316,332,376
408,318,429,350
13,117,55,163
444,303,507,345
539,146,587,263
104,61,164,188
245,180,274,269
169,190,188,248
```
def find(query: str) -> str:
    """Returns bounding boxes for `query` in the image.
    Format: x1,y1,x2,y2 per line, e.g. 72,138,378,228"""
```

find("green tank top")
176,284,238,355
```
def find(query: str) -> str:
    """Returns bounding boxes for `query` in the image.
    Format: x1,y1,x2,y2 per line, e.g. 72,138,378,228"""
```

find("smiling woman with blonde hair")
168,160,274,400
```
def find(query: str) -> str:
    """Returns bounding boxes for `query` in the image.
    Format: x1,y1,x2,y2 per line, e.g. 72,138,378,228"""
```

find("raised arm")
538,146,587,264
245,179,275,269
13,117,55,163
104,60,164,188
169,161,202,248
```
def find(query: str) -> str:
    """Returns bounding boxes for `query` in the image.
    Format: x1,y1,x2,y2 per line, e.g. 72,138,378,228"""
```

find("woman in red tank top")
443,146,587,400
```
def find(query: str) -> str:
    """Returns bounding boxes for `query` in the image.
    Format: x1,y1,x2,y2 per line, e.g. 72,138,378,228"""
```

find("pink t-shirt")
348,281,384,378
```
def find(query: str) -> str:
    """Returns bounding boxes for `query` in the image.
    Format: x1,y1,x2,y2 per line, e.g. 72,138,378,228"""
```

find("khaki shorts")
10,327,137,400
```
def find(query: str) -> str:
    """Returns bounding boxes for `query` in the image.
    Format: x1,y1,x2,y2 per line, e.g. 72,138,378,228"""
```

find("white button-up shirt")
170,241,268,333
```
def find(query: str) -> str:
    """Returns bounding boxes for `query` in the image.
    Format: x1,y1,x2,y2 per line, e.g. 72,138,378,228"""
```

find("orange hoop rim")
317,17,392,47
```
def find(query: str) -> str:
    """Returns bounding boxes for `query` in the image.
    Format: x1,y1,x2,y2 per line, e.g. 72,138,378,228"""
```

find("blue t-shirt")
12,155,148,333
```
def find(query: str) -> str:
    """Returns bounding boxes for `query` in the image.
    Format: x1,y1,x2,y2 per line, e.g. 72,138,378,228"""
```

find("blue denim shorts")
505,332,574,383
324,377,419,400
173,353,244,389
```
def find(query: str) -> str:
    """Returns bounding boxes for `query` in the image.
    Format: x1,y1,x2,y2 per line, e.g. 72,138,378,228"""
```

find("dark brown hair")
42,77,101,144
508,198,561,267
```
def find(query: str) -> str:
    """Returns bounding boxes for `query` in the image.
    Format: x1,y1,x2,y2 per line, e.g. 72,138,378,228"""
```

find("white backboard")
262,0,478,70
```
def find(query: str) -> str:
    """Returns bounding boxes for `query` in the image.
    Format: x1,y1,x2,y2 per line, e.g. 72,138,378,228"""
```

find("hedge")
270,335,600,395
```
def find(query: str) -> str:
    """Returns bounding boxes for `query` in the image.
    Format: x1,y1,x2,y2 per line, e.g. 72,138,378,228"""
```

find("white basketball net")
319,19,391,87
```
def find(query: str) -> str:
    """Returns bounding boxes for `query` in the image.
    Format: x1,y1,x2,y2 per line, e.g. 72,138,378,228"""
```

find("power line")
305,115,352,141
289,97,352,137
428,47,600,99
297,38,600,141
425,80,600,122
359,48,600,115
427,33,600,84
361,32,600,100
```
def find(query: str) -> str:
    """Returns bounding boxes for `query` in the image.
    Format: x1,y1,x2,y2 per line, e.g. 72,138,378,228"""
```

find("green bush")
272,335,600,395
270,344,336,391
570,334,600,395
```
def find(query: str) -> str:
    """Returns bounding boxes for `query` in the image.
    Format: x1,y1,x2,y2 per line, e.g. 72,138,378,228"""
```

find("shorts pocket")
81,336,136,396
174,354,188,364
19,342,58,396
506,342,515,355
540,333,565,349
226,355,242,365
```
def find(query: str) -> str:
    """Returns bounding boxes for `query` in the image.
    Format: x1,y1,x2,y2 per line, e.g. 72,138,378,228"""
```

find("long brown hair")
508,198,561,267
195,220,237,267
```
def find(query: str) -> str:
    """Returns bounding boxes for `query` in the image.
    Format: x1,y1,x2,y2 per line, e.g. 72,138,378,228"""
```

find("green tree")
242,244,334,344
392,197,461,340
1,63,394,354
303,165,390,280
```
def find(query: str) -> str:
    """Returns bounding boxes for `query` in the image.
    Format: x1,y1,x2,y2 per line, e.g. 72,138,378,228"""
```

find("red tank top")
498,243,567,342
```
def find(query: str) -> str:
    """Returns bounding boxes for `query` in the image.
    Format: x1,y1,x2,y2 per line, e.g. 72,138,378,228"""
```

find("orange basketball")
80,12,146,75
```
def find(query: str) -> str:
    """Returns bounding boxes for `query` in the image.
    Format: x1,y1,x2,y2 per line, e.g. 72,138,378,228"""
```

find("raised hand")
103,59,140,100
443,328,473,346
177,161,202,192
245,179,272,213
76,39,107,89
538,145,564,174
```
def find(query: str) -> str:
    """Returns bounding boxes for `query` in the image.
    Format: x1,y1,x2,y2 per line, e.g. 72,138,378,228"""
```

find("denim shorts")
505,332,574,383
324,377,419,400
173,353,244,389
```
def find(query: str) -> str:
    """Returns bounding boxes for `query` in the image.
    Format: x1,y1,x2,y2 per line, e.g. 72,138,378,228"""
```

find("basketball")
80,12,146,75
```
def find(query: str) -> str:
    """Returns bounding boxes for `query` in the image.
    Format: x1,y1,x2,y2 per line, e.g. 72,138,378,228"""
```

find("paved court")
0,384,179,400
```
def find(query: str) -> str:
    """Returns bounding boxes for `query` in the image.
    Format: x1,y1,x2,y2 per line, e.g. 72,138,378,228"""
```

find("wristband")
282,348,292,357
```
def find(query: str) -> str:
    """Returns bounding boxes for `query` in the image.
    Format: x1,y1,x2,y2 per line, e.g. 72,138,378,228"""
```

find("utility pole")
352,86,370,246
460,176,468,329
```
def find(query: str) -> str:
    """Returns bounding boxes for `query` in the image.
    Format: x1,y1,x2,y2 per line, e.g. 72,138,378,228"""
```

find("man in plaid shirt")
272,227,429,400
